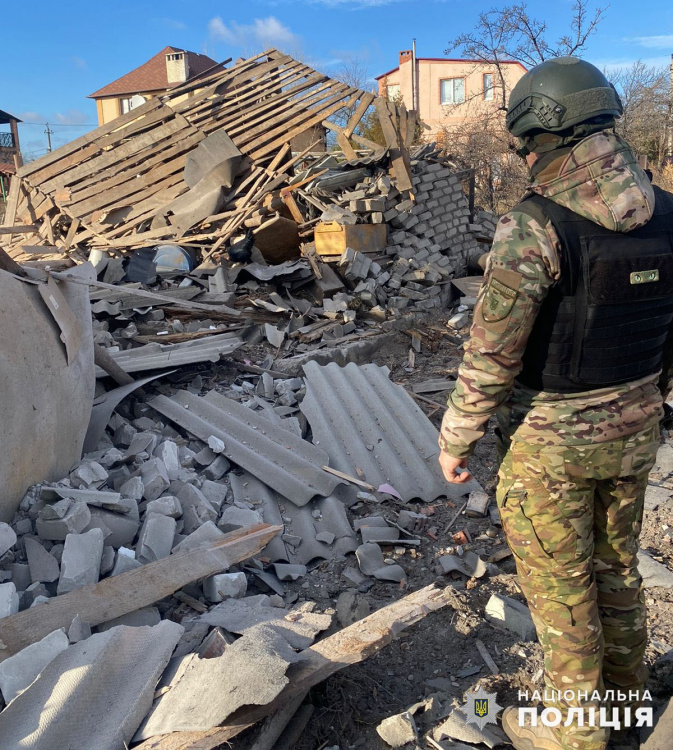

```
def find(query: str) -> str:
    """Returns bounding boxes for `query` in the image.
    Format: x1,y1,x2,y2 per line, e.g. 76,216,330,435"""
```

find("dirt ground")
225,309,673,750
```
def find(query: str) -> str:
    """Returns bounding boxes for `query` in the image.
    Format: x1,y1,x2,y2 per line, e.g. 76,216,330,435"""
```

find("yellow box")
314,222,387,257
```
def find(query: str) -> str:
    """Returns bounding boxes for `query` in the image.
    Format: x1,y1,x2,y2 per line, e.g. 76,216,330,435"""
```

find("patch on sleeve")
481,268,521,323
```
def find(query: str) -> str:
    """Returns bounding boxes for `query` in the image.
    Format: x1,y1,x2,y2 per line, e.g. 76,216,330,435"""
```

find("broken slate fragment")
172,521,224,554
377,711,418,748
68,614,92,643
0,628,70,704
146,495,182,518
355,543,406,582
24,537,60,583
316,531,335,545
70,460,108,489
438,550,488,579
111,548,142,577
485,593,536,641
218,506,263,533
273,563,307,581
57,528,105,595
208,436,226,454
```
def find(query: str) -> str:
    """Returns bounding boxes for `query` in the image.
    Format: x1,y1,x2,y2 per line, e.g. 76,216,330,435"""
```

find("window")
386,84,401,101
440,78,465,105
167,53,184,61
120,97,134,114
483,73,494,101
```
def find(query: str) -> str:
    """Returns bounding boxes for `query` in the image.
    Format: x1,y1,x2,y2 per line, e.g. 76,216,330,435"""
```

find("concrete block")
11,563,31,592
172,521,224,554
485,593,536,641
111,547,142,577
68,614,92,643
218,506,263,533
203,572,248,603
14,518,33,536
36,501,92,541
57,528,105,595
205,455,231,481
207,436,226,453
85,499,139,548
70,460,108,489
137,513,177,564
0,582,19,618
0,523,17,557
154,440,180,480
177,484,217,534
100,545,115,575
146,495,182,518
139,458,170,501
126,431,159,457
447,312,469,330
200,481,227,513
24,537,60,583
0,629,69,704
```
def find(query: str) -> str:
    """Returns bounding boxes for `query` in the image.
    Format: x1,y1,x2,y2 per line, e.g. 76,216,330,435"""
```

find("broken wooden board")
134,584,458,750
0,524,281,661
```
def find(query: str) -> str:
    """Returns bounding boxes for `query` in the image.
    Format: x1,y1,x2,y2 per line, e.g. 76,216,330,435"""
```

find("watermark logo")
464,687,503,730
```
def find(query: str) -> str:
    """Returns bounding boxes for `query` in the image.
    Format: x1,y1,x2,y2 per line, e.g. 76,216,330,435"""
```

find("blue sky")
2,0,672,159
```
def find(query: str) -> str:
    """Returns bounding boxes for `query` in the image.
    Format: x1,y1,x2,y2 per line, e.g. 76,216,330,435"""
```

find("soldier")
438,56,673,750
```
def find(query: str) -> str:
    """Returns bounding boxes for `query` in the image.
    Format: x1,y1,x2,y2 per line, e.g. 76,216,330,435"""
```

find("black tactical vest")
515,185,673,393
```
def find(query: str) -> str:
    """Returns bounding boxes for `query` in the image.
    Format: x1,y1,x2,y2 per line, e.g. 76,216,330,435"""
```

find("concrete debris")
98,606,162,631
0,523,17,557
465,491,491,518
68,614,92,644
203,572,248,603
57,528,105,595
0,582,19,619
0,629,70,704
24,537,60,583
36,500,91,541
485,593,537,641
433,706,506,748
136,513,177,564
336,590,371,627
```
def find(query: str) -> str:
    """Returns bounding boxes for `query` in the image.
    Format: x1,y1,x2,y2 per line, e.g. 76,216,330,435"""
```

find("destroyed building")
0,48,671,750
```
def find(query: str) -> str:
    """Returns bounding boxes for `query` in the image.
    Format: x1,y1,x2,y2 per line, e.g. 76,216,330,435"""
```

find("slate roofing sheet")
150,389,344,505
230,470,357,564
96,333,244,376
300,361,482,503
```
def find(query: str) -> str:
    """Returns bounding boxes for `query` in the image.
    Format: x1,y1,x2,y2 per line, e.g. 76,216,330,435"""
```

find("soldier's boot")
502,707,564,750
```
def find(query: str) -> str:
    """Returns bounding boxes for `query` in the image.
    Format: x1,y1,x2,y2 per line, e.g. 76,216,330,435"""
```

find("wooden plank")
62,218,80,251
0,225,38,235
18,98,164,180
50,270,241,316
0,524,281,662
343,92,376,138
336,132,358,161
133,585,457,750
322,121,383,153
1,177,20,243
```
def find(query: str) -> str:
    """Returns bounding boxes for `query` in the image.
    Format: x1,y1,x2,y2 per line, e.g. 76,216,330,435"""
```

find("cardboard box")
314,222,387,258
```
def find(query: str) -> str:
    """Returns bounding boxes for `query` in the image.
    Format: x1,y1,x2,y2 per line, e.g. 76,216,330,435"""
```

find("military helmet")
506,56,623,137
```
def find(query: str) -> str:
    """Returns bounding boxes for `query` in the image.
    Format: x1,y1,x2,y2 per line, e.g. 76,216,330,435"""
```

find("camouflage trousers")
496,425,658,750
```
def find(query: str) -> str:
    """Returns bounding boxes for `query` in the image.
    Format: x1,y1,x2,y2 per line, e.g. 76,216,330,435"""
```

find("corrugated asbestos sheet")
150,389,344,505
300,361,483,503
230,471,357,564
95,333,244,376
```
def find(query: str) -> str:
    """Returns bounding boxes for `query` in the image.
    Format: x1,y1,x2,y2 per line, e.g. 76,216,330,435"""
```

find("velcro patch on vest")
482,271,520,322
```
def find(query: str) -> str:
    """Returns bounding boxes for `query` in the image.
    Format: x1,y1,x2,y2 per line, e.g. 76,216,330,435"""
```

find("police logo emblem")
463,687,503,730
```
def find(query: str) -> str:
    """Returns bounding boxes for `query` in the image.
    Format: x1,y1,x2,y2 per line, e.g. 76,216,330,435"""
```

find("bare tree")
608,61,672,169
447,1,607,108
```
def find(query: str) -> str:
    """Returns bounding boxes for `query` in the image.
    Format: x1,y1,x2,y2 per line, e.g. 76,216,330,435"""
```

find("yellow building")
376,51,526,139
89,47,219,126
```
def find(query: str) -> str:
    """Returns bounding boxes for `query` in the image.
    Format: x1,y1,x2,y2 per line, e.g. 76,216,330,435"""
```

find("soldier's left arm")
439,210,560,460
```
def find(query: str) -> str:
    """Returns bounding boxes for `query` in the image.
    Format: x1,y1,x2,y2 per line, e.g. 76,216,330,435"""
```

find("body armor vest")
515,185,673,393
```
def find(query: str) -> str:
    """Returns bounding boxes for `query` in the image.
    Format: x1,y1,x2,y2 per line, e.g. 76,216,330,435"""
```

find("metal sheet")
230,471,357,564
95,333,244,376
300,361,483,503
149,389,344,505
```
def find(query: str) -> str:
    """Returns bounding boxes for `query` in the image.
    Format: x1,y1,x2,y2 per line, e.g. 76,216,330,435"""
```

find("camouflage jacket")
440,130,670,459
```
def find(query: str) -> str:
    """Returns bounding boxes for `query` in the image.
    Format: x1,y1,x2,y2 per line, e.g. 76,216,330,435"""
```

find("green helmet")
506,56,623,137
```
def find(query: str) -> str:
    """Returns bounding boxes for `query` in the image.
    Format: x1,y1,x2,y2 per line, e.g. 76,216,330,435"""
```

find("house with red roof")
376,50,526,140
89,47,219,126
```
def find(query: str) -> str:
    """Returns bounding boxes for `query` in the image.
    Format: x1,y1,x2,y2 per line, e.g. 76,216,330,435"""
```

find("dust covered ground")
227,310,673,750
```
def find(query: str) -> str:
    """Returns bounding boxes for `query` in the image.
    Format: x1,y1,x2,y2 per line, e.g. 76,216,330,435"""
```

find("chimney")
399,50,413,66
166,51,190,85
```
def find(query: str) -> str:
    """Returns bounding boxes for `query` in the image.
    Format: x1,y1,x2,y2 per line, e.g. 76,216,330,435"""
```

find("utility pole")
45,123,53,153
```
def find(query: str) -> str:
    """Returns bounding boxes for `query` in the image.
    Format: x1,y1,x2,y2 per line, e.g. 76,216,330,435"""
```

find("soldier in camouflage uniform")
438,57,673,750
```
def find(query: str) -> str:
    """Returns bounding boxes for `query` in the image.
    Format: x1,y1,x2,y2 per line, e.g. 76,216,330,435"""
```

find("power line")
19,122,95,128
